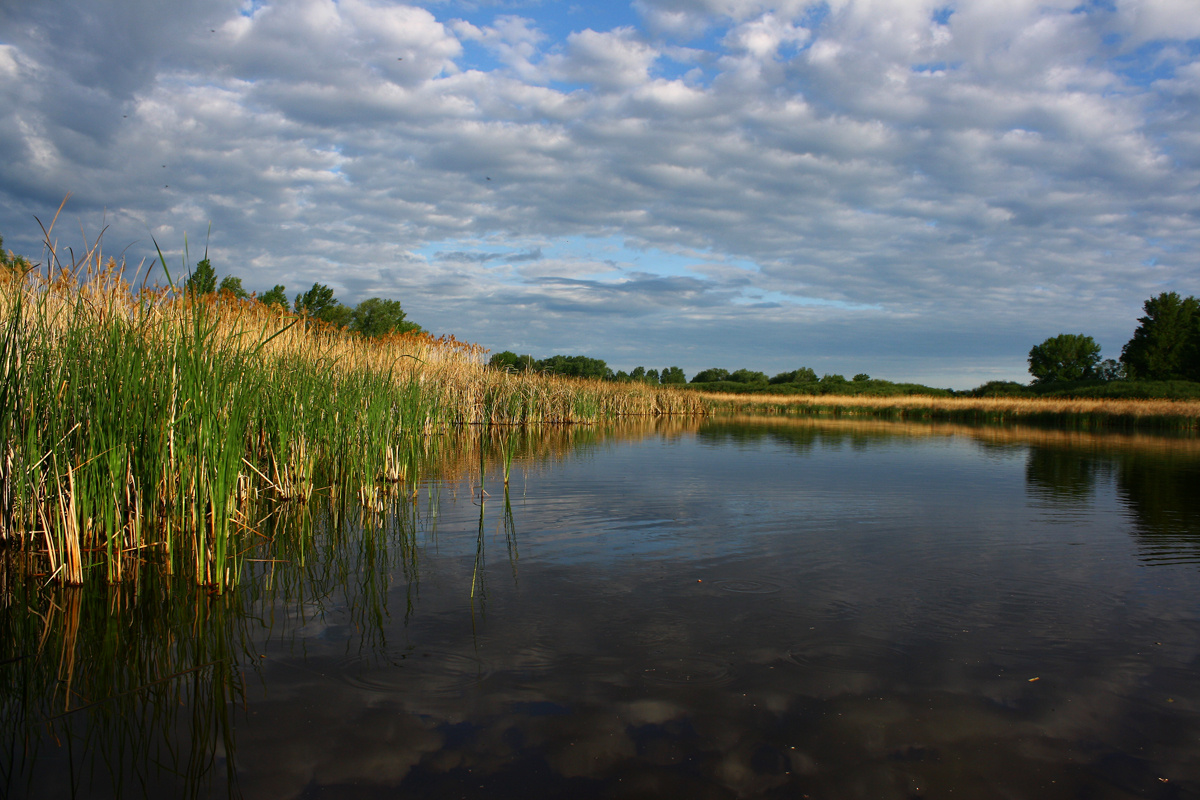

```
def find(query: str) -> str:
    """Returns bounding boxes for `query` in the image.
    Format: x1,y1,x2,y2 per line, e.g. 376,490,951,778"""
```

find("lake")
4,417,1200,799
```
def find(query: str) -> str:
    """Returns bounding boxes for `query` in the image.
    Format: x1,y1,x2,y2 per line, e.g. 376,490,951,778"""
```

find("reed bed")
0,229,702,592
702,392,1200,431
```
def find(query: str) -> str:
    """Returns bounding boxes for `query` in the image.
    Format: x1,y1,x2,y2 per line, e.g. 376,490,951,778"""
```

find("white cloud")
0,0,1198,385
548,27,660,90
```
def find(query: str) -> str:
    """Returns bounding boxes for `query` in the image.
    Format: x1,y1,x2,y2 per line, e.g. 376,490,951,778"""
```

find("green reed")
0,219,704,595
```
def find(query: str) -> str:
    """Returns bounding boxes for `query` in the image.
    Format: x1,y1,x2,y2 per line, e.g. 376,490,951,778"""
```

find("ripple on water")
339,650,491,694
714,578,783,594
641,656,733,687
784,633,909,675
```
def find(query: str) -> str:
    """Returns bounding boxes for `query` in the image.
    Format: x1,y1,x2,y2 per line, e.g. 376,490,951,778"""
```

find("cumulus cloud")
1,0,1198,386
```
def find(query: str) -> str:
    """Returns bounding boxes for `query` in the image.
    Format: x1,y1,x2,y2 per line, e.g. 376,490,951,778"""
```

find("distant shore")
698,392,1200,432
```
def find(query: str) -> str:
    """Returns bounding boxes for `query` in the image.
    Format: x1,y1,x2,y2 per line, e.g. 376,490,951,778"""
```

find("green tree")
729,368,768,384
350,297,421,337
218,275,249,299
660,366,686,384
294,283,351,326
184,258,217,294
489,351,537,372
645,368,660,384
323,304,354,329
853,373,870,382
770,367,817,384
294,283,336,317
259,285,289,309
691,368,730,383
1120,292,1200,381
1098,359,1126,381
536,354,611,380
0,234,33,273
1028,333,1102,383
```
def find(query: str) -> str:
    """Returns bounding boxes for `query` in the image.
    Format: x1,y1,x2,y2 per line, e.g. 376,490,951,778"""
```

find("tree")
259,285,289,309
1120,292,1200,381
218,275,249,300
0,234,33,273
294,283,351,326
490,351,536,372
645,368,660,384
350,297,421,337
323,304,354,329
537,354,611,380
294,283,337,317
691,368,730,383
729,368,768,384
660,366,686,384
853,373,870,382
1098,359,1126,381
1028,333,1102,384
770,367,817,384
184,258,217,294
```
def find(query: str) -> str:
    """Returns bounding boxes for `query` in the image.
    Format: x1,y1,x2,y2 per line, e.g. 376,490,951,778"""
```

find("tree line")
489,351,882,390
182,257,424,338
489,351,688,384
1029,292,1200,384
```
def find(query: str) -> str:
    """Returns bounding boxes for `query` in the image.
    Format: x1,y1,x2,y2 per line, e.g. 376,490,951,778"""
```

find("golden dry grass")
701,391,1200,428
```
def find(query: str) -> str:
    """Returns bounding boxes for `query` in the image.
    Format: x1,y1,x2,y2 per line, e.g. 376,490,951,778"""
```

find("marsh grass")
0,224,701,593
703,392,1200,431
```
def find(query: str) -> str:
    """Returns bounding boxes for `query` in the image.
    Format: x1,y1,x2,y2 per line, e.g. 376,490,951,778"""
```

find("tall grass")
0,225,703,592
701,391,1200,431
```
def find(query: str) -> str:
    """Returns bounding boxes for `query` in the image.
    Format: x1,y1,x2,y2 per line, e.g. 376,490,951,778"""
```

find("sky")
2,0,1199,389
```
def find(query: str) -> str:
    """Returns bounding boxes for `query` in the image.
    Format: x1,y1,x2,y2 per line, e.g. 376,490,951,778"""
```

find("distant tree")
660,366,686,384
691,368,730,383
0,234,33,273
259,284,289,310
294,283,336,317
294,283,351,326
322,303,354,329
1120,292,1200,381
1098,359,1126,381
490,351,537,372
853,373,870,382
350,297,421,337
1028,333,1102,383
820,374,848,384
630,366,646,382
218,275,249,300
729,368,768,384
614,370,631,382
968,380,1030,398
769,367,817,384
536,354,611,380
645,368,660,384
184,258,217,294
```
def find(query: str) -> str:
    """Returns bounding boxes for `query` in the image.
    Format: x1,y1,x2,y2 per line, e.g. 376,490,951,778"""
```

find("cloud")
1,0,1199,386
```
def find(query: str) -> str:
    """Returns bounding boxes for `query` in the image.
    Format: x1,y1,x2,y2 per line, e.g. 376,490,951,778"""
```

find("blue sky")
2,0,1199,388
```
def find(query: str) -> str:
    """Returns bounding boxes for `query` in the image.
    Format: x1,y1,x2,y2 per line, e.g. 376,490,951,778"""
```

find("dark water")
5,418,1200,799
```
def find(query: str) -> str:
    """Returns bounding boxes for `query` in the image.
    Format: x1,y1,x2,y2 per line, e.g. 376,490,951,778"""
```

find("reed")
0,224,702,592
701,391,1200,431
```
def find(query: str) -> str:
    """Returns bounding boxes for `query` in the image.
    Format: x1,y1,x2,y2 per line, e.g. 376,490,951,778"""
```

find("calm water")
5,418,1200,799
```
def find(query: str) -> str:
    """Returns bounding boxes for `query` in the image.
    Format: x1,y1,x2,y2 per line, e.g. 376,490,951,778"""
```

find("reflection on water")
4,418,1200,799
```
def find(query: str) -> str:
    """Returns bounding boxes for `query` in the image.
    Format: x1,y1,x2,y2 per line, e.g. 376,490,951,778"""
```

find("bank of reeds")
701,392,1200,432
0,226,703,591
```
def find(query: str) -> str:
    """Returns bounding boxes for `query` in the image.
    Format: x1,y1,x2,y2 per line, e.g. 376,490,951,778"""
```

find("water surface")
5,418,1200,798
